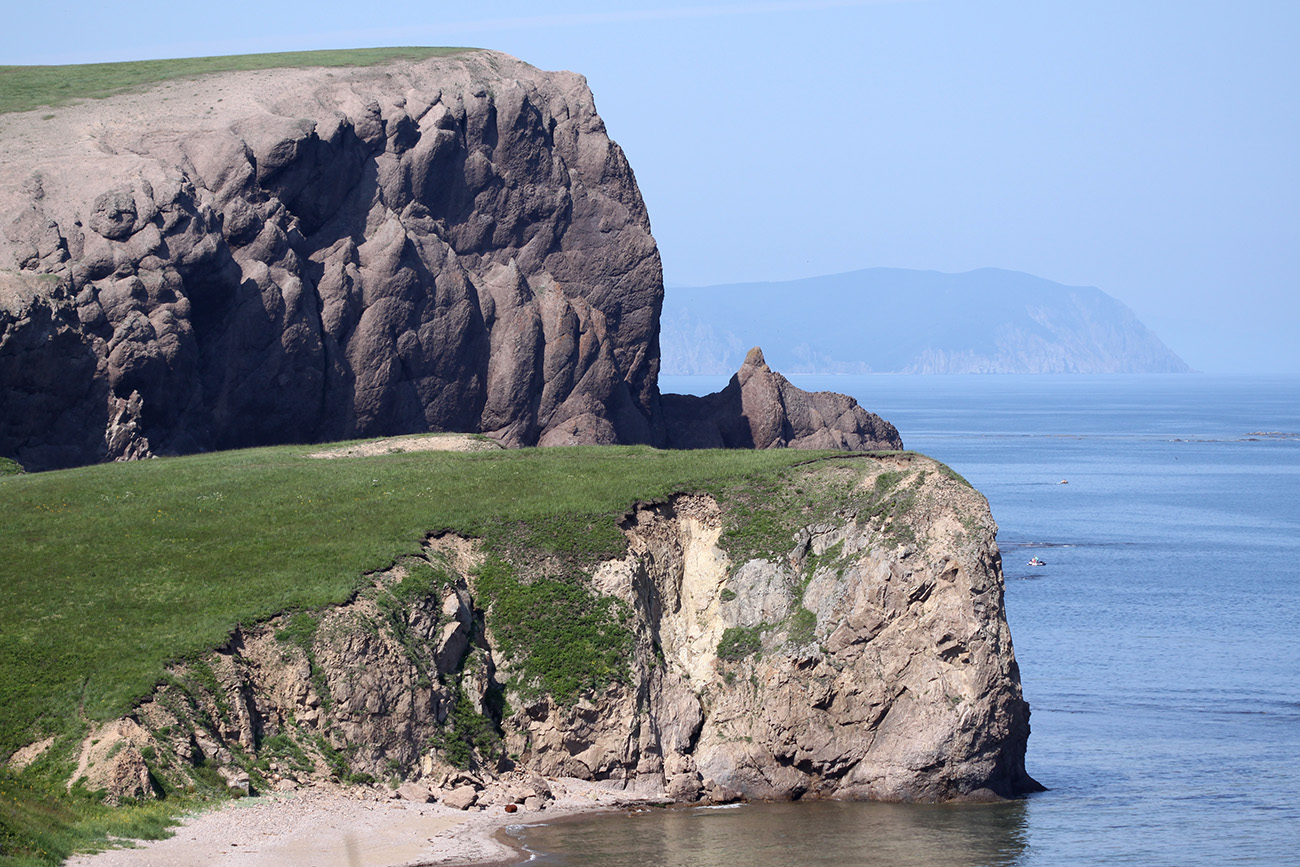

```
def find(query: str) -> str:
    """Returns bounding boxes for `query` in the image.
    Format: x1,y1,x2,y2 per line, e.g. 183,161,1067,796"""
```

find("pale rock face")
69,719,156,805
64,454,1036,804
506,454,1034,801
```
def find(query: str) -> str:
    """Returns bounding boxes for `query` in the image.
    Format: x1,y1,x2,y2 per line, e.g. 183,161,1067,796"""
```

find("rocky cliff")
58,453,1037,806
0,51,898,471
0,50,666,469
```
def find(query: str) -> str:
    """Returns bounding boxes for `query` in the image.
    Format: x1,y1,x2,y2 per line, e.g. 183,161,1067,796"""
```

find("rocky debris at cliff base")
661,346,904,450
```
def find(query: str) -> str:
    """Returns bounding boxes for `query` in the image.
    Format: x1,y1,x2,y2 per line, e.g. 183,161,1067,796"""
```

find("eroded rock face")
66,454,1036,804
662,347,903,451
0,54,906,469
0,51,664,469
69,719,157,805
511,455,1032,801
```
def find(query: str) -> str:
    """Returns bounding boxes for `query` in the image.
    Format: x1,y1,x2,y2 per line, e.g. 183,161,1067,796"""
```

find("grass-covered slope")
0,47,471,115
0,441,858,759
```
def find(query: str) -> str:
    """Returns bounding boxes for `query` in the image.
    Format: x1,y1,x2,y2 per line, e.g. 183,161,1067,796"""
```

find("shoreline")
64,779,649,867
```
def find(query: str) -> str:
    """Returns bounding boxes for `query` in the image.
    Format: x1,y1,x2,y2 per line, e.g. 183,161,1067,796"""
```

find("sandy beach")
65,779,640,867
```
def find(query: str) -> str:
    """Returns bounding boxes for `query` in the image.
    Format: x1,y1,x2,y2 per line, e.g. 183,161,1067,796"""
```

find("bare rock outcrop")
0,51,663,469
64,453,1037,805
69,719,157,805
662,347,903,450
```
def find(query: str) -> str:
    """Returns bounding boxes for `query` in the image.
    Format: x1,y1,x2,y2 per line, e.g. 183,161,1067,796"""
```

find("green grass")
0,442,850,759
428,680,503,770
717,453,898,562
716,625,765,662
787,607,818,645
471,557,633,703
0,47,473,115
0,767,185,865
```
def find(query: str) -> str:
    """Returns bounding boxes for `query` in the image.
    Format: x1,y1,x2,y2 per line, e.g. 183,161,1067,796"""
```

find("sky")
4,0,1297,373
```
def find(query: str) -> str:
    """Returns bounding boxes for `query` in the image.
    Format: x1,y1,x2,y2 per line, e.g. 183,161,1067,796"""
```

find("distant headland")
661,267,1192,375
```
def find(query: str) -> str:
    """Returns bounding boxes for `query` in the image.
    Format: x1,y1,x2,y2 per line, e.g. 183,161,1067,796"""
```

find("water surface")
514,375,1300,865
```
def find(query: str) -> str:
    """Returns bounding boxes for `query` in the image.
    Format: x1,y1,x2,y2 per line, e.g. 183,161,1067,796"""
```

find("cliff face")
65,453,1037,806
0,51,664,469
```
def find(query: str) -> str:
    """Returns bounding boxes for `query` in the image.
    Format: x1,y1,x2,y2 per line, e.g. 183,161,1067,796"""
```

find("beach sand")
65,779,643,867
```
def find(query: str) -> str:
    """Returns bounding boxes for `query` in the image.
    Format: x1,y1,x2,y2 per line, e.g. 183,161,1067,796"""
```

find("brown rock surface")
662,347,903,450
0,51,664,469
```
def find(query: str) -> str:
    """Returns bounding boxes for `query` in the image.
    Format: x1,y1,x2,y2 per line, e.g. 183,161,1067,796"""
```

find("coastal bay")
517,374,1299,866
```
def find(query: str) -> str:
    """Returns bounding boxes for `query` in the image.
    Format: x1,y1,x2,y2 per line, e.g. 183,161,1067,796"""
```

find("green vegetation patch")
787,607,818,645
0,457,24,476
710,453,896,562
470,558,631,703
716,625,764,662
429,680,503,770
0,47,472,115
0,766,183,865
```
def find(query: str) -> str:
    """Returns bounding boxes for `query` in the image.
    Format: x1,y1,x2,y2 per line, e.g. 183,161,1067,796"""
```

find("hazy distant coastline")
661,267,1191,375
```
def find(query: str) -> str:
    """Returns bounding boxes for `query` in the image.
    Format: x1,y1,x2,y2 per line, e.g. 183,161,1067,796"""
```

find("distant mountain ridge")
661,267,1191,375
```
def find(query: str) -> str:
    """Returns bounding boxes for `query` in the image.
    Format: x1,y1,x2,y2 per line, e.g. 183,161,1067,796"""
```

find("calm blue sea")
510,375,1300,866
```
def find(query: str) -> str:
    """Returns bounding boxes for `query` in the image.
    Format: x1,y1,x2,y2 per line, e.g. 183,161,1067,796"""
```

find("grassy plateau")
0,47,470,115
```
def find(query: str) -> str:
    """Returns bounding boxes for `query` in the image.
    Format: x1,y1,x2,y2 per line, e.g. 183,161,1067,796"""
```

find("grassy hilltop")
0,439,914,863
0,47,471,115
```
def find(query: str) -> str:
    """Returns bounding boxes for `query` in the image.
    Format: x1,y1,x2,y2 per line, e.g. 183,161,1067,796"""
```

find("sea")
505,374,1300,866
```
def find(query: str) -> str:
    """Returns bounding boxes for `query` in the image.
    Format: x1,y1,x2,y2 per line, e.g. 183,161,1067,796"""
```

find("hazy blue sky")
4,1,1297,372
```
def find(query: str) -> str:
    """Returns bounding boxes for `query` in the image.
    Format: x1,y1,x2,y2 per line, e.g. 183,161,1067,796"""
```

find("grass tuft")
716,625,765,662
